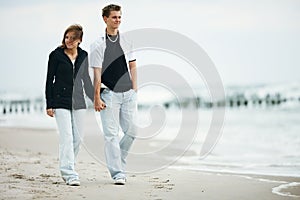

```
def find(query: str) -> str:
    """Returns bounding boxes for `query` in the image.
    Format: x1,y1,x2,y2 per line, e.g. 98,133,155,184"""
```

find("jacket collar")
55,46,84,58
56,46,83,53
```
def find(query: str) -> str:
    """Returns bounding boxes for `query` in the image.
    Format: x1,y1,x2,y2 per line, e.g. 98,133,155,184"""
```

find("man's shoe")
68,179,80,186
114,178,126,185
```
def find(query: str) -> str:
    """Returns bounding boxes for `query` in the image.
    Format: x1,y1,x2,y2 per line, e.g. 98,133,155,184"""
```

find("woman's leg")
55,109,78,183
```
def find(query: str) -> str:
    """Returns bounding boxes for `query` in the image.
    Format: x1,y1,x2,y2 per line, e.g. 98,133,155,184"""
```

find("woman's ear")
78,39,82,46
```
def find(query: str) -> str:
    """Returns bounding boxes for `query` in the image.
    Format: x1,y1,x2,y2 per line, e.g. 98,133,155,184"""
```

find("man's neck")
106,28,118,36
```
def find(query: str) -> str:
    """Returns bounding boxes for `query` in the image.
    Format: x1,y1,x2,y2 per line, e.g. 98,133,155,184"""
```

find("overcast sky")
0,0,299,95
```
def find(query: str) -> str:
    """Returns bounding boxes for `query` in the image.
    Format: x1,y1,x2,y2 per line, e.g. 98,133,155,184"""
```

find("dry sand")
1,126,299,200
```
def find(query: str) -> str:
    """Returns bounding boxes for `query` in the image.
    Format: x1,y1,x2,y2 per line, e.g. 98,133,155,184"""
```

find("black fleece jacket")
45,47,94,110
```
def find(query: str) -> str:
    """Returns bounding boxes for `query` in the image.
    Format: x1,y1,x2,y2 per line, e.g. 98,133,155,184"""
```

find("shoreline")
170,165,300,179
1,127,300,199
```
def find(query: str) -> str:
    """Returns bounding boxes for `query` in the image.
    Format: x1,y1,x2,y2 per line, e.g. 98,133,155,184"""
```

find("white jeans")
55,108,85,183
100,89,137,180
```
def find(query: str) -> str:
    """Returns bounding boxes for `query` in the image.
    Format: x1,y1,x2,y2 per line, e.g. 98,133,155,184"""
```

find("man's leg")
119,89,137,170
100,89,125,179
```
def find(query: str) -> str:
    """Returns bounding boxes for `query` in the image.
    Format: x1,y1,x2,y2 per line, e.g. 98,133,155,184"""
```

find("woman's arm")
45,51,57,117
82,57,94,101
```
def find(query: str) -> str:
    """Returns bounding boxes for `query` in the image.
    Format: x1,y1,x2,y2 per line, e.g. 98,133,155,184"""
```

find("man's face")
104,11,121,30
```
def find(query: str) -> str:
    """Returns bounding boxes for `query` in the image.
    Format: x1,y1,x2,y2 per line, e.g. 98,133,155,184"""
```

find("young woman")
45,24,93,186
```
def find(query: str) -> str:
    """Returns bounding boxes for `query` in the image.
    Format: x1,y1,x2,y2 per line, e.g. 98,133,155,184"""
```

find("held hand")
94,98,106,112
46,109,55,117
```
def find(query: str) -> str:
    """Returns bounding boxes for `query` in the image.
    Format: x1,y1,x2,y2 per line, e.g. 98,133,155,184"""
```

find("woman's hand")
46,109,55,117
94,97,106,112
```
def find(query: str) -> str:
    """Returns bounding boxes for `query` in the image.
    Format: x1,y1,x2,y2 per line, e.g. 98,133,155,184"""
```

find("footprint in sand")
10,173,26,179
150,177,175,192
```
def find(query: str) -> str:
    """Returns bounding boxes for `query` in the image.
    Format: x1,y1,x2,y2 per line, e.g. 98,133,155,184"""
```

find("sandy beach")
1,120,300,199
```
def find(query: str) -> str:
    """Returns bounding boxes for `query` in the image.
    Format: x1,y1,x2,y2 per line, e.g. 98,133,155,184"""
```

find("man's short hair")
102,4,121,17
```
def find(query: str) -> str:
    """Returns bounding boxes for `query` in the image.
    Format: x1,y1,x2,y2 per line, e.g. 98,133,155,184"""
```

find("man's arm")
93,67,106,111
129,61,137,91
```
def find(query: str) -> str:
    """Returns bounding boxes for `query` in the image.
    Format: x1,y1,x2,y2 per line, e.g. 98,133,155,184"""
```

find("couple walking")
45,4,137,186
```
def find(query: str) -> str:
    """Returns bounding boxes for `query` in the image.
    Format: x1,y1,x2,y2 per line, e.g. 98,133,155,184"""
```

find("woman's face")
64,31,81,49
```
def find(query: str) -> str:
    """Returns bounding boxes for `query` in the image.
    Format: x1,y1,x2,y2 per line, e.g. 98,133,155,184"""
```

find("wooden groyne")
141,93,300,109
1,92,299,115
0,98,44,115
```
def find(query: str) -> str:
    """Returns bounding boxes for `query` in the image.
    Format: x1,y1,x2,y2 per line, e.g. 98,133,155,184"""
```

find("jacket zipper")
64,50,79,110
72,60,76,110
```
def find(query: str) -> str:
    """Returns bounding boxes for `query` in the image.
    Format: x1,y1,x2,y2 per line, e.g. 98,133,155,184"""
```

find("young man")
90,4,137,185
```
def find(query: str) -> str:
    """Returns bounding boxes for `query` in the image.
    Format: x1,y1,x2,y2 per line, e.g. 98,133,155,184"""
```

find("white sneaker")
114,178,126,185
68,179,80,186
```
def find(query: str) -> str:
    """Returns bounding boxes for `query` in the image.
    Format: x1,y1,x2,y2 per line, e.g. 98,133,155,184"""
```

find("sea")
0,82,300,178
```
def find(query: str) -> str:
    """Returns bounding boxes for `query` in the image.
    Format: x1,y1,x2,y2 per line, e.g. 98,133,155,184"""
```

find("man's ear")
103,16,107,23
